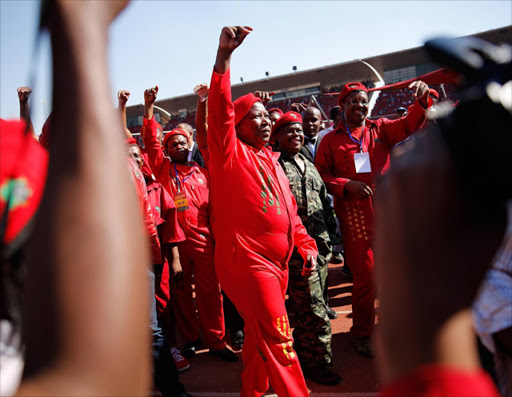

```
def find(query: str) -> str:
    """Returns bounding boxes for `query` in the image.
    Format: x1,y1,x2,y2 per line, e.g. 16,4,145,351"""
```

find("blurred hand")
290,103,307,113
171,259,184,290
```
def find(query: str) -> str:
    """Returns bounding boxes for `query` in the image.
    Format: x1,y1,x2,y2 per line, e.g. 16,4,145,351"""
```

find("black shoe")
182,338,200,359
231,329,244,350
326,306,338,319
208,347,239,362
332,252,344,264
303,365,342,385
354,336,374,358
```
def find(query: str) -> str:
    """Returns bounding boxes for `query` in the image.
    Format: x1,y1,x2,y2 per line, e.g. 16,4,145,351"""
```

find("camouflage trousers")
288,253,332,367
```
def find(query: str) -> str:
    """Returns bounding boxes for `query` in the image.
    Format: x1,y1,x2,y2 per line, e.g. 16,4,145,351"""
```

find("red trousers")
339,201,376,337
218,239,309,397
170,239,225,350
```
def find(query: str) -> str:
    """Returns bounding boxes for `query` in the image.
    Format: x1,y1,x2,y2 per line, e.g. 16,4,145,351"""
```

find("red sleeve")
314,134,350,199
207,68,237,169
128,158,162,264
378,98,430,147
141,116,166,175
159,186,186,244
379,365,500,397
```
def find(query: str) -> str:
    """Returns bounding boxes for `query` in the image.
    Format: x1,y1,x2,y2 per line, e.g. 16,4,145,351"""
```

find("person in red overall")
314,81,432,358
141,88,235,362
207,26,318,396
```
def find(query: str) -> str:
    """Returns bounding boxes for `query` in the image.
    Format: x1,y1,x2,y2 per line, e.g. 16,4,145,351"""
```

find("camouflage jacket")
279,152,335,266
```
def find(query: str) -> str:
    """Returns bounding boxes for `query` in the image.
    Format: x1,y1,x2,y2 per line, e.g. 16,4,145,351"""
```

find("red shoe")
170,347,191,372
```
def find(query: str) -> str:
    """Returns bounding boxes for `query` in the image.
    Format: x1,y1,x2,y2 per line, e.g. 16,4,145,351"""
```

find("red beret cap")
233,93,262,127
429,88,439,99
126,137,138,146
268,107,284,116
271,111,302,136
337,82,368,106
162,128,189,149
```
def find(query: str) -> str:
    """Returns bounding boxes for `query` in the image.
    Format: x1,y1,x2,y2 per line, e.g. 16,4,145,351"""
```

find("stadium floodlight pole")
310,95,329,120
358,60,385,117
440,83,448,99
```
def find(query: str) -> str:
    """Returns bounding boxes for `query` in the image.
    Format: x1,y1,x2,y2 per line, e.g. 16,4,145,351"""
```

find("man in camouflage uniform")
272,111,341,386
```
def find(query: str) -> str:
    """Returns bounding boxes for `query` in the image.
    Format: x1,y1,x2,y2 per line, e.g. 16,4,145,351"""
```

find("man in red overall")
207,26,318,396
315,81,431,357
141,88,235,362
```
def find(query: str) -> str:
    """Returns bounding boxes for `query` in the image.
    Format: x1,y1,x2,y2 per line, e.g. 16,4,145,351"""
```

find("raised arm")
207,26,252,167
141,86,166,173
379,81,431,147
118,89,132,140
19,1,150,395
17,86,34,134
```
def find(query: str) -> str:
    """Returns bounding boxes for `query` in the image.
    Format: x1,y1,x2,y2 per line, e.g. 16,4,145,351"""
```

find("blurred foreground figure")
15,1,152,395
376,35,511,396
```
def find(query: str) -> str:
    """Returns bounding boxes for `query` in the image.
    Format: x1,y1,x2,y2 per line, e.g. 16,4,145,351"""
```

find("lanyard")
345,124,366,153
173,164,194,193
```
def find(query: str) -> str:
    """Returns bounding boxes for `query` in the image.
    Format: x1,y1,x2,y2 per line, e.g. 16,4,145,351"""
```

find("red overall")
142,118,226,350
208,69,317,397
315,103,427,337
144,176,185,313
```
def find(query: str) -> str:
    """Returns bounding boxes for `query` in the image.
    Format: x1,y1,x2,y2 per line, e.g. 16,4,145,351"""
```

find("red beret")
271,111,302,136
233,93,262,127
162,128,189,149
268,107,284,116
337,82,368,106
126,137,138,146
429,88,439,99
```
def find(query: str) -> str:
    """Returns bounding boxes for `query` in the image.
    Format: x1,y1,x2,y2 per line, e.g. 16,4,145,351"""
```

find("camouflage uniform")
279,152,336,367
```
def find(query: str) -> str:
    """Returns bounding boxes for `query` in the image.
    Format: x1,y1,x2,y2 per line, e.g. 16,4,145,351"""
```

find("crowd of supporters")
1,4,511,397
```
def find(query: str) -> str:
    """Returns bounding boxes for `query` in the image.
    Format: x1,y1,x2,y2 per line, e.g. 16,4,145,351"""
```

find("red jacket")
127,158,161,264
142,116,212,247
144,175,185,245
207,68,317,274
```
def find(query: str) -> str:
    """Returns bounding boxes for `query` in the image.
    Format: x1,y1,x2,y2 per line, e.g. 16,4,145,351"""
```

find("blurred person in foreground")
17,1,152,395
315,80,432,358
207,25,318,396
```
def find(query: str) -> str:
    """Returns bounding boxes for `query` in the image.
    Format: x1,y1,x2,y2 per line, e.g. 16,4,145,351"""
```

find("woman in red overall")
207,26,318,396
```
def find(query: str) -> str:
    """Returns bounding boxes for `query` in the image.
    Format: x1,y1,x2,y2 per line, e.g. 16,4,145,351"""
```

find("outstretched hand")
408,80,429,108
254,91,275,106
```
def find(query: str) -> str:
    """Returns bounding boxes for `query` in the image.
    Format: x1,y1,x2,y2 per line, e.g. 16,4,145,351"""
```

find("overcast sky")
1,0,510,134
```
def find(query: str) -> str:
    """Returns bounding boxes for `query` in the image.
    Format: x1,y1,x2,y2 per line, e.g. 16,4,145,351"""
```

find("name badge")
174,192,189,212
354,152,371,173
